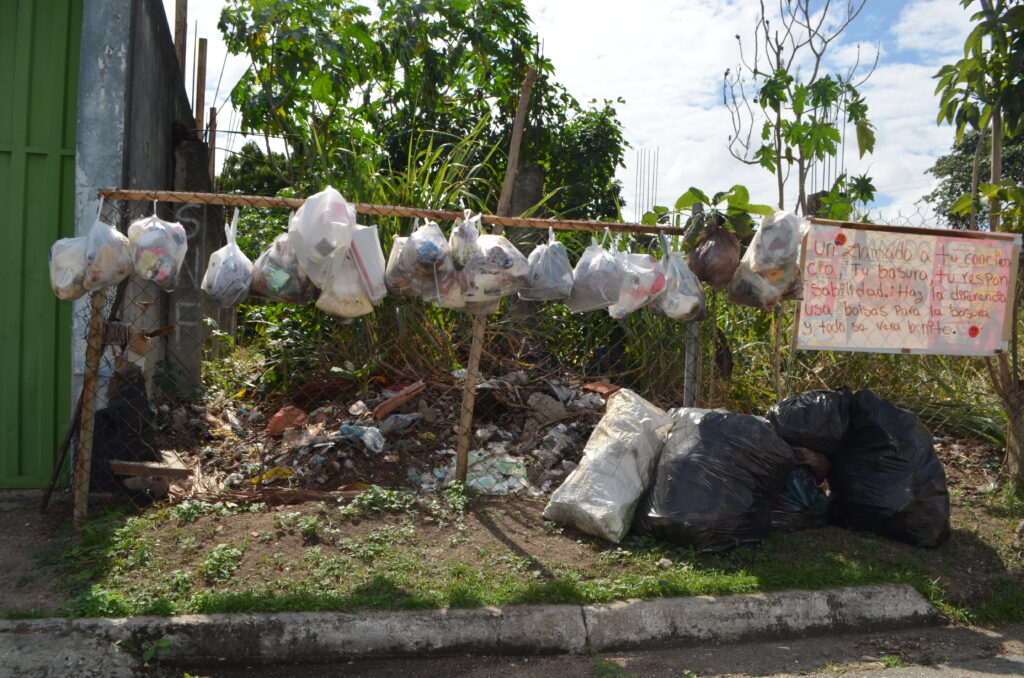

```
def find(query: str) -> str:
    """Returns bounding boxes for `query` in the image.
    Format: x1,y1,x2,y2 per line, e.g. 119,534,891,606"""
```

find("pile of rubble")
157,371,607,498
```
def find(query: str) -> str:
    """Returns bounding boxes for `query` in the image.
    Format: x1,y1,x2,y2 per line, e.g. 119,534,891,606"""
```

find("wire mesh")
65,191,1021,513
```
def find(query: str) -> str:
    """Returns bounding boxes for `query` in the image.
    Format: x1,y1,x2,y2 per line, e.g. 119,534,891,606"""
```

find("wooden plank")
110,451,189,479
809,217,1022,243
174,0,187,77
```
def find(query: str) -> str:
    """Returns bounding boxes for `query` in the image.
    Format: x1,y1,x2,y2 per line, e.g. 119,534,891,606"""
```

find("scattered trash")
379,412,422,435
425,444,530,494
266,406,307,436
251,466,294,485
543,389,672,543
528,392,566,421
348,400,370,417
372,380,425,419
338,425,386,454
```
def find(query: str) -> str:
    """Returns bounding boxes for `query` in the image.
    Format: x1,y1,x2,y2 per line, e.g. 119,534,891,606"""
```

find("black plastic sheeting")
632,409,794,553
771,466,829,533
827,389,950,547
767,388,851,456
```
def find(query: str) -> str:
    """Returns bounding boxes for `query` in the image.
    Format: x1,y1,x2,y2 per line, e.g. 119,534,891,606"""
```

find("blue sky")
165,0,974,225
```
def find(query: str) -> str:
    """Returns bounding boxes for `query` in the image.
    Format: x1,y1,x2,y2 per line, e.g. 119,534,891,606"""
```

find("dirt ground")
0,490,67,614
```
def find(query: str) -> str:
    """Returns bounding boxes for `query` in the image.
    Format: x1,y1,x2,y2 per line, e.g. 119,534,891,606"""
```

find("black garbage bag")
632,408,794,553
771,466,829,532
828,389,950,547
767,388,851,456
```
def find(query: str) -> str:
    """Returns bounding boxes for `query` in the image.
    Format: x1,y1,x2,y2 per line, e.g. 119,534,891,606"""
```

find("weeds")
198,544,245,584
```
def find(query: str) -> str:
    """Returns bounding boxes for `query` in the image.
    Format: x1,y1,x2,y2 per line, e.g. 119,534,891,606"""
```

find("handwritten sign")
797,223,1020,356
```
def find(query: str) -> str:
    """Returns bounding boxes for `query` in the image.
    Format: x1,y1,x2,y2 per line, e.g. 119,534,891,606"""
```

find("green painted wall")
0,0,82,487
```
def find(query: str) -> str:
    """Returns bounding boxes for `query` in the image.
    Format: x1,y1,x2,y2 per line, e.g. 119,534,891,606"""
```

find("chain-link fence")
63,192,1021,519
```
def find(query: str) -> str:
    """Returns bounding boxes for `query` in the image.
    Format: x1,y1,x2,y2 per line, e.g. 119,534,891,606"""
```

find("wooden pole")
174,0,187,79
495,67,538,229
73,291,106,536
194,38,207,133
455,69,537,483
208,106,217,184
772,305,784,402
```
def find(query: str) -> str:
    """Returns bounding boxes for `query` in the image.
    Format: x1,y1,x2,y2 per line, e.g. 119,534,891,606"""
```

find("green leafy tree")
724,0,877,214
219,0,626,217
934,0,1024,487
923,130,1024,229
218,141,290,196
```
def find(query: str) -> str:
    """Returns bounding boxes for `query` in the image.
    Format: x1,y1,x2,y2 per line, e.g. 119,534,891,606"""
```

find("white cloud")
892,0,973,57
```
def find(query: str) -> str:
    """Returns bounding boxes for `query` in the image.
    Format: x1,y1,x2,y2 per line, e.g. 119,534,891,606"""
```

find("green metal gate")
0,0,82,487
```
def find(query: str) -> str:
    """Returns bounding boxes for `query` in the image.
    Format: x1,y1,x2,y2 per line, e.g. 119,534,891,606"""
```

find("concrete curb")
0,584,939,674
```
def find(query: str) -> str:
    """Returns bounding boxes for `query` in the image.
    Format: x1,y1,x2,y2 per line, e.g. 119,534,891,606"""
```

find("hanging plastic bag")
688,218,740,291
566,234,624,313
127,206,188,291
520,228,574,301
448,210,481,269
83,200,132,291
608,251,665,319
394,220,462,306
288,186,355,287
201,209,253,308
250,229,313,303
316,247,374,318
461,233,530,306
49,236,88,300
349,224,388,303
385,235,412,297
649,233,705,322
727,210,805,309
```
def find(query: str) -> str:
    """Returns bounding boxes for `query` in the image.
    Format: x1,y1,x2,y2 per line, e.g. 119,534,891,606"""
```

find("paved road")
183,622,1024,677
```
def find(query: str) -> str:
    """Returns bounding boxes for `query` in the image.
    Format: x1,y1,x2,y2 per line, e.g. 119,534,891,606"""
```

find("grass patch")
34,487,1022,622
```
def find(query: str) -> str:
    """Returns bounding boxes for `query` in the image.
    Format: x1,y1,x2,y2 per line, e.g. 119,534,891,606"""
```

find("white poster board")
797,221,1021,356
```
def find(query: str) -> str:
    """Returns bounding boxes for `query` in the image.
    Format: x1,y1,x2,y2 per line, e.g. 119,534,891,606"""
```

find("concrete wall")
74,0,222,399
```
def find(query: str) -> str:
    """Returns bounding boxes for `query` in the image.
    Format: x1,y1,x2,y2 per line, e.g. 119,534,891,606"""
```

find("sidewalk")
0,584,937,677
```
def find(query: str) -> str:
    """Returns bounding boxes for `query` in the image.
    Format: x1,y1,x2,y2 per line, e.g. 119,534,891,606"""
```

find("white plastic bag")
520,228,574,301
83,201,132,291
316,247,374,318
127,207,188,290
727,210,805,309
461,233,530,306
49,236,88,300
566,236,624,313
649,233,706,322
350,224,388,303
289,186,355,287
542,389,673,543
448,210,481,269
385,235,412,297
395,220,461,306
202,209,253,308
608,252,666,319
250,229,313,303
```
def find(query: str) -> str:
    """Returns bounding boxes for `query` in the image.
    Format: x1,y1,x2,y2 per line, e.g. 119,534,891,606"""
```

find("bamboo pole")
96,189,689,237
454,69,537,483
72,291,106,536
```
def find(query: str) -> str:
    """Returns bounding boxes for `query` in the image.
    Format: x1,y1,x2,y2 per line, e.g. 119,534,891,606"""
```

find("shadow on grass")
38,500,1024,625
